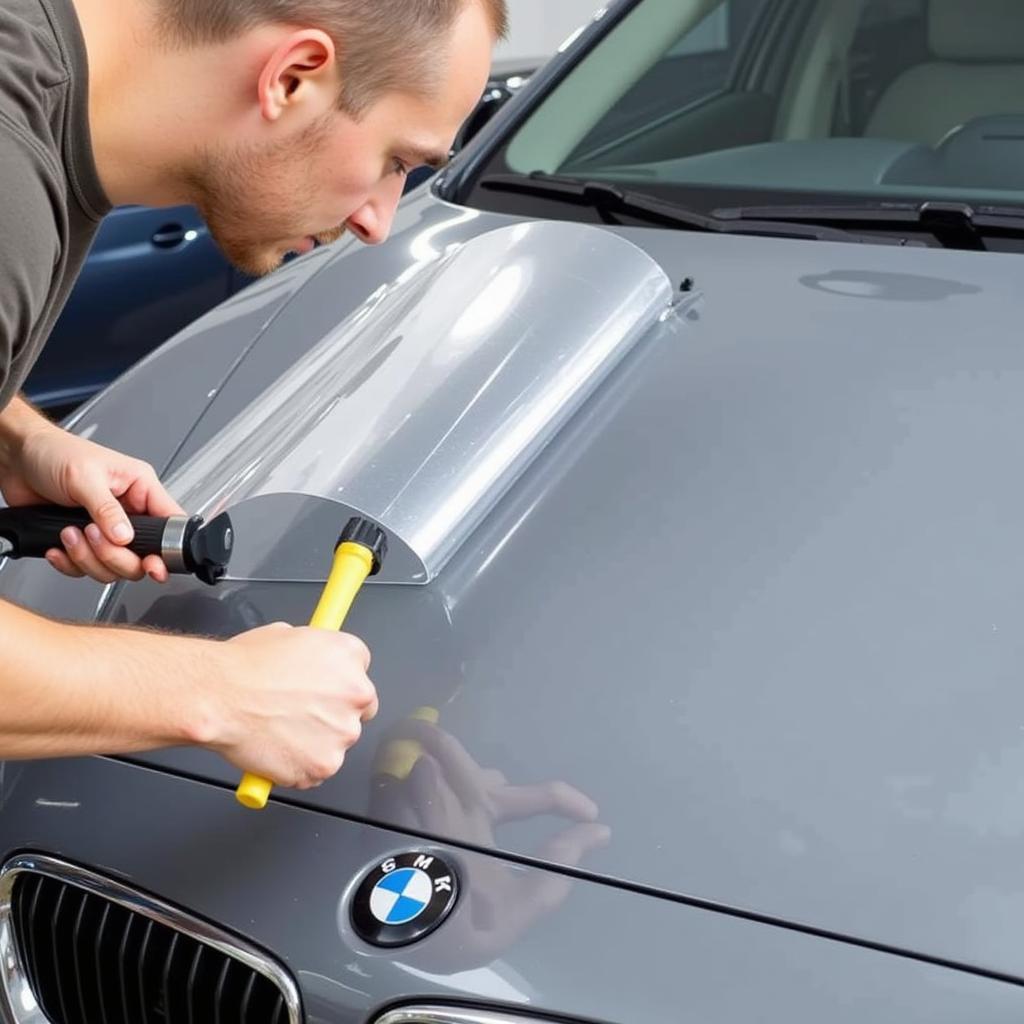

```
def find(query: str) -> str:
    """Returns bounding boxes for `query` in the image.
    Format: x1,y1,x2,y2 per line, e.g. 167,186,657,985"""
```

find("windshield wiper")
711,201,1024,252
478,172,917,246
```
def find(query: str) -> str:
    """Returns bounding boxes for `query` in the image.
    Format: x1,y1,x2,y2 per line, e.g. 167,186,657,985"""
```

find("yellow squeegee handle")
235,541,376,810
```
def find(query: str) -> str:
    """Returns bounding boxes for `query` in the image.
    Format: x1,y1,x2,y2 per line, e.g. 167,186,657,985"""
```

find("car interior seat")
865,0,1024,145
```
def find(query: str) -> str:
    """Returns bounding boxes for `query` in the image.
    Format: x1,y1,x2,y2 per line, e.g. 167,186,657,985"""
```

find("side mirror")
455,85,516,152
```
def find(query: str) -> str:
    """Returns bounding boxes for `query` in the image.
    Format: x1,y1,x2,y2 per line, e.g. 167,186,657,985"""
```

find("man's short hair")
153,0,509,115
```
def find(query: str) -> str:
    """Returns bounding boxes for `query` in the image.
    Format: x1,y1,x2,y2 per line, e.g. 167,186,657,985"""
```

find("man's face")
187,4,494,277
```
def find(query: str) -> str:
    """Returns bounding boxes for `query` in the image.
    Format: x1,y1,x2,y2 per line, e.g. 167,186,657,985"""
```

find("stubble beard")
183,117,344,277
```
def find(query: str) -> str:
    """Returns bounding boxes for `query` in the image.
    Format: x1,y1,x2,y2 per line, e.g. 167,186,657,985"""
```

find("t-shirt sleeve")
0,119,62,403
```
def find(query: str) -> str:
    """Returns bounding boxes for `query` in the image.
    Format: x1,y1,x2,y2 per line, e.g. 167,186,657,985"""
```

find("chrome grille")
0,855,301,1024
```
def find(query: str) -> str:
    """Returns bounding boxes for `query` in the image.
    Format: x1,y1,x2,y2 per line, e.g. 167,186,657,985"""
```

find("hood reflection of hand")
369,717,610,969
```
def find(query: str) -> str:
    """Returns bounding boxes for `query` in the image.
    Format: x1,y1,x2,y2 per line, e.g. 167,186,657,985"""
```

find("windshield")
471,0,1024,218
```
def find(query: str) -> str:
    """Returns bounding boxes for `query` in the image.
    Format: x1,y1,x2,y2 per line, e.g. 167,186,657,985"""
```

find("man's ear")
257,29,337,122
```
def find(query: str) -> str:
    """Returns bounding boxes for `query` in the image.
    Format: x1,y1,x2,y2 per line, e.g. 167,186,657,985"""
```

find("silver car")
5,0,1024,1021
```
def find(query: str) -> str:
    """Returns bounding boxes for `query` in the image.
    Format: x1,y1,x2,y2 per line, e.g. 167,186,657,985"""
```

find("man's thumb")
77,477,132,545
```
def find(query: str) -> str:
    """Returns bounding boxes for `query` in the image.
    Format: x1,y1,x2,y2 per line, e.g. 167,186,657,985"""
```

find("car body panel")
4,190,1023,978
1,756,1023,1023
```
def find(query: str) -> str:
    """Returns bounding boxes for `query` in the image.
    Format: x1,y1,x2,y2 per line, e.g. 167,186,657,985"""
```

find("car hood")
6,194,1024,979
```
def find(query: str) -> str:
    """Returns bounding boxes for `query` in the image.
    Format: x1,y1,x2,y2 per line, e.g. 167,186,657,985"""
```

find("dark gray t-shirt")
0,0,110,411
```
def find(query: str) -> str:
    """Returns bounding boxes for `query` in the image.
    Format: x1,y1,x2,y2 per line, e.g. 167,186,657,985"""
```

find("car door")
24,204,234,416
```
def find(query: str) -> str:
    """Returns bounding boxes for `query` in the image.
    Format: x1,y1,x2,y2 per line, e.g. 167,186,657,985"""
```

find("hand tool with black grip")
0,505,234,585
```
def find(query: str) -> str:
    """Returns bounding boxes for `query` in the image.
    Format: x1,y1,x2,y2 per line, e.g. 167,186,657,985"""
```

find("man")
0,0,504,788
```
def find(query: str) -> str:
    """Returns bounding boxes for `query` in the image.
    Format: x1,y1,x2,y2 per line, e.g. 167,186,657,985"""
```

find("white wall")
494,0,604,64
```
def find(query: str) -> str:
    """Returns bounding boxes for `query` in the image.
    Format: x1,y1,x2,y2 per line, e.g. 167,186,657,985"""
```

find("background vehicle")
23,205,246,418
5,2,1024,1022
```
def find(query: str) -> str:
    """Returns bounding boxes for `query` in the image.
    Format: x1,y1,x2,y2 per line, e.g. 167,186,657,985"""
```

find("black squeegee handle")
0,505,168,560
0,505,233,586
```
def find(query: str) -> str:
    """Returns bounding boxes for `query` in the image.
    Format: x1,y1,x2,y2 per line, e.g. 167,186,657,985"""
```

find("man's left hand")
0,415,184,583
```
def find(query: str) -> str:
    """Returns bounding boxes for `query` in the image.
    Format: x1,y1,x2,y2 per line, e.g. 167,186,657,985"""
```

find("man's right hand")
201,623,378,790
0,601,377,786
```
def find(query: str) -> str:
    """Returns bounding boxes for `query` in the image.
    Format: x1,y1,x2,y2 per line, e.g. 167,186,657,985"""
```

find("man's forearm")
0,394,54,471
0,598,221,759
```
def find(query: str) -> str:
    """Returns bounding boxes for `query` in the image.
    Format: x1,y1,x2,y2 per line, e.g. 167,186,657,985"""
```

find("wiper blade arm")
481,172,726,231
713,200,1024,251
478,172,910,245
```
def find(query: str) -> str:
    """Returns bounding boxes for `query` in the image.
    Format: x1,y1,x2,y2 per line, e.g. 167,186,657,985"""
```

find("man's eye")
392,159,409,177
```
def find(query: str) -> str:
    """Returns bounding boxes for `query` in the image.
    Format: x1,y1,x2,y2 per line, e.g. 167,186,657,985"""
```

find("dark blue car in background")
24,205,248,418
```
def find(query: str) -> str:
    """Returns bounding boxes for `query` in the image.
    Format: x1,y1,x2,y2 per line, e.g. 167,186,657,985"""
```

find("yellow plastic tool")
235,518,387,810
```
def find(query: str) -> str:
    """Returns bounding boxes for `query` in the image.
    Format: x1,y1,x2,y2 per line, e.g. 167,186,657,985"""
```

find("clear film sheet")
167,221,675,584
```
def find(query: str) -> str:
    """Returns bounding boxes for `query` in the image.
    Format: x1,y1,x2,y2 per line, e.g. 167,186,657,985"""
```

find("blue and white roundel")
369,867,433,926
351,852,459,947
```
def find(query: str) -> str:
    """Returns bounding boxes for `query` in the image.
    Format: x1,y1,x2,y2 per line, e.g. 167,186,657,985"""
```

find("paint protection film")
166,221,674,584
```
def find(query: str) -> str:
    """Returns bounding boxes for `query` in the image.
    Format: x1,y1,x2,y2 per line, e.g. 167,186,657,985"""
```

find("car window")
477,0,1024,217
564,0,765,162
831,0,928,137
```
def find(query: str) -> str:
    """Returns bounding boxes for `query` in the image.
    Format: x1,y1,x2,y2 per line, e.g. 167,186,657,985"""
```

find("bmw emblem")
351,852,459,947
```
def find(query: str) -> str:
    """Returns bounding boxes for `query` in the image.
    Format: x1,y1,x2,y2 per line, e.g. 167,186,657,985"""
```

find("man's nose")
345,184,402,245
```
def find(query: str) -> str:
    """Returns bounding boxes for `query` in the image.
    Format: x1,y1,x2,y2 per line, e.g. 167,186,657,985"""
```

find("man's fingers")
71,458,183,549
337,631,371,671
49,525,169,585
71,471,133,546
56,526,119,582
492,780,600,824
44,547,84,579
141,554,169,583
62,461,178,582
123,464,185,518
361,691,380,723
86,523,152,579
59,523,145,583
